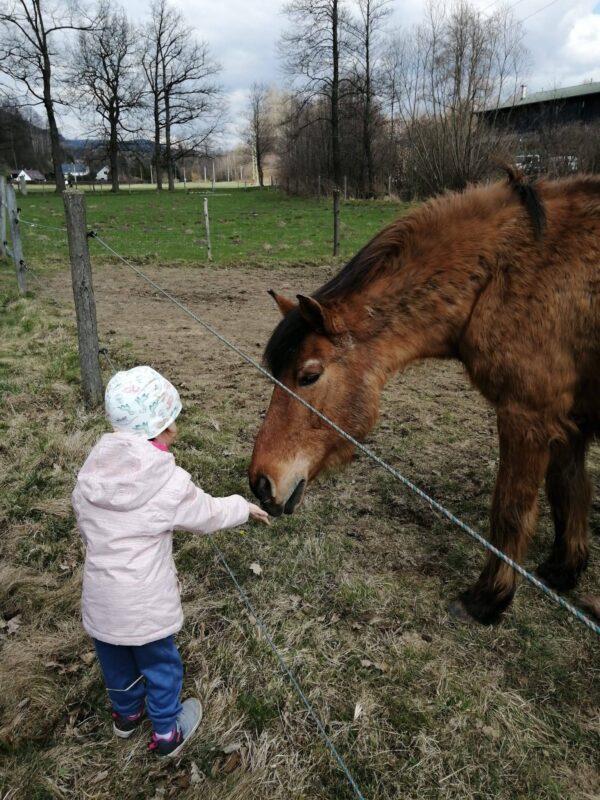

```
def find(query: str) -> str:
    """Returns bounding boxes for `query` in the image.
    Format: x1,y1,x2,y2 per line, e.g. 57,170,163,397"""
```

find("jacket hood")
76,432,176,511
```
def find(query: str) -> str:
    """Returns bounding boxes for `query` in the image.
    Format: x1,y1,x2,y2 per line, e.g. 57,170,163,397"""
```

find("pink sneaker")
112,705,145,739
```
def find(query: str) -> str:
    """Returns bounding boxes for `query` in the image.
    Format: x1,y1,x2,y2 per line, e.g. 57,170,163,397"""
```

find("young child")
72,366,269,758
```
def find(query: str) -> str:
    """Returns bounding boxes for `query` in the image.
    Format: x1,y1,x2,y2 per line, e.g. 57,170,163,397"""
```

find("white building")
10,169,46,183
96,166,110,181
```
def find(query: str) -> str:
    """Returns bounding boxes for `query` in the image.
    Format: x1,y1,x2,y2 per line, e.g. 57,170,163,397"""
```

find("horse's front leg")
450,412,551,625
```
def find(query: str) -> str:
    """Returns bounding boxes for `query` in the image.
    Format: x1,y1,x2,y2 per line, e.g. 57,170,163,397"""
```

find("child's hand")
248,503,270,526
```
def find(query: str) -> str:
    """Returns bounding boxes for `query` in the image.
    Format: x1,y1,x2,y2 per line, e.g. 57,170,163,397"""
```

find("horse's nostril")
253,474,273,505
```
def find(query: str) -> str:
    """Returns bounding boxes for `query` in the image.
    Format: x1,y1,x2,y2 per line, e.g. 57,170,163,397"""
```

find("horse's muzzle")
250,474,306,516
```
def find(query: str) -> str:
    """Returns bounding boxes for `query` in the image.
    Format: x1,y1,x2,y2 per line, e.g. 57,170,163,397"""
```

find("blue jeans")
93,636,183,735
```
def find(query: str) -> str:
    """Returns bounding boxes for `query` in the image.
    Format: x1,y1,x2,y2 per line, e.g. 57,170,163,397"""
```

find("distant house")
480,81,600,133
62,162,90,178
10,168,46,183
96,166,110,181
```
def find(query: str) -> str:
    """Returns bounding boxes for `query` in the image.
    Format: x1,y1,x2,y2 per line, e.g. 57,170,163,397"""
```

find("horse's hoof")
537,557,587,591
448,598,478,624
449,587,511,625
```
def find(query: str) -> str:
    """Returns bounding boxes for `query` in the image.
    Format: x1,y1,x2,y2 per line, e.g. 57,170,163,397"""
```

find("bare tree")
71,1,142,192
347,0,391,197
0,0,92,192
280,0,351,190
246,83,277,188
388,1,527,196
142,0,222,192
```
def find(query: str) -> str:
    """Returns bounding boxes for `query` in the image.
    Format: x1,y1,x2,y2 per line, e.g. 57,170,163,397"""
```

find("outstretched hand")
248,503,270,526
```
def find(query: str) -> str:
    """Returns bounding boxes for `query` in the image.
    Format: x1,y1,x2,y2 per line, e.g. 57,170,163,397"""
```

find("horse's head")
249,290,387,516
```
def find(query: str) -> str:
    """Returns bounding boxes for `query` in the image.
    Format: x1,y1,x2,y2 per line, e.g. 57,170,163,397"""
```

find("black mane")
264,170,548,377
504,166,546,240
264,307,311,378
264,231,399,377
315,232,397,302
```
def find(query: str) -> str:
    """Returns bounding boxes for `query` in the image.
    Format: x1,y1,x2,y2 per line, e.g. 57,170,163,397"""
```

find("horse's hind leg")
538,431,591,590
450,411,550,625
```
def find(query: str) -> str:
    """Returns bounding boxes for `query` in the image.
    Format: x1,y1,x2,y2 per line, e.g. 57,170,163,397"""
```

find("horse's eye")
299,372,321,387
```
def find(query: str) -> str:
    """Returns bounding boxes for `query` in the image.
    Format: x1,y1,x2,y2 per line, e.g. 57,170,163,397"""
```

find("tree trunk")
163,56,174,192
109,106,119,193
42,59,64,193
153,94,163,191
256,132,264,188
331,0,342,190
363,20,375,198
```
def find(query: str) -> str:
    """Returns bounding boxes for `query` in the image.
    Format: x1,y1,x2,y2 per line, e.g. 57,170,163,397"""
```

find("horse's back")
461,176,600,422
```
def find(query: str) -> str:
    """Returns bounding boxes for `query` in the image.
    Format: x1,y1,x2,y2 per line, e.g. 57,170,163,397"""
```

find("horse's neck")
355,255,488,375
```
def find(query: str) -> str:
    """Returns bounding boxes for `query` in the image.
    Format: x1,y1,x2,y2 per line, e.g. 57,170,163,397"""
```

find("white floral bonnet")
105,366,182,439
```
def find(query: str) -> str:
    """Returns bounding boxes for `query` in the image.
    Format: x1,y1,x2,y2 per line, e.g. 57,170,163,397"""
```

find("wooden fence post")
6,184,27,294
203,196,212,261
19,175,28,195
333,189,340,257
0,177,7,260
63,191,104,409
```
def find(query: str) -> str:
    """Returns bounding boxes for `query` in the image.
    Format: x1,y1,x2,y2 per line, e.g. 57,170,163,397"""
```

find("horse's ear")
268,289,296,317
296,295,342,335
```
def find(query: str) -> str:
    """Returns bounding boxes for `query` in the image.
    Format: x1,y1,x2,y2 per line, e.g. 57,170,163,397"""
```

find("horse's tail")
503,164,546,241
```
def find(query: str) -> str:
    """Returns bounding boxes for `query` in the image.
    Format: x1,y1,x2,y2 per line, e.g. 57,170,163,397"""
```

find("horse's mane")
264,171,549,377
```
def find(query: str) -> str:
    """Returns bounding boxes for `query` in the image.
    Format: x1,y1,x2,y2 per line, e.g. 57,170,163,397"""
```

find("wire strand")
91,249,367,800
90,232,600,638
210,538,367,800
19,217,67,233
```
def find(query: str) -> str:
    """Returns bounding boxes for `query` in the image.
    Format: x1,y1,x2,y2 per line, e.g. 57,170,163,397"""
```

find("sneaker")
112,705,145,739
148,698,203,758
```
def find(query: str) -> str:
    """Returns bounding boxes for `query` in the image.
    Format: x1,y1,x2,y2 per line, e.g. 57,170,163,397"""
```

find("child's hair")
105,366,182,439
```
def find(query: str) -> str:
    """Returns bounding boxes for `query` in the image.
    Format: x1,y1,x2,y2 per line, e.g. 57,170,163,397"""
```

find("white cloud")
56,0,600,142
563,12,600,68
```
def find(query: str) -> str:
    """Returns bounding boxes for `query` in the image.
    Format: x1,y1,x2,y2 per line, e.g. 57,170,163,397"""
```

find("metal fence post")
6,184,26,294
0,177,6,260
63,191,104,409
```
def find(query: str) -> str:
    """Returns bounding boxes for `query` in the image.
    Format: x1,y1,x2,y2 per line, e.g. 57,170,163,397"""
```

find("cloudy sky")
59,0,600,143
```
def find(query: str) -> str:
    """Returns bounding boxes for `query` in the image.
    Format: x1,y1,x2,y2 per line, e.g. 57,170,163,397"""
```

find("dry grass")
1,259,600,800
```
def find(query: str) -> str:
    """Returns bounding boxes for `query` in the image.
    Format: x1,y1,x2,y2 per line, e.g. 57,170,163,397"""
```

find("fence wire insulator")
99,347,118,374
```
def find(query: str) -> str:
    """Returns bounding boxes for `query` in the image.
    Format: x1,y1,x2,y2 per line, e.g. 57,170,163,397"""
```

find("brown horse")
249,171,600,625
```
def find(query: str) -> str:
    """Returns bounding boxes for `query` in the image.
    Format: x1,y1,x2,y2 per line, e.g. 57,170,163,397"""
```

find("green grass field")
17,186,411,269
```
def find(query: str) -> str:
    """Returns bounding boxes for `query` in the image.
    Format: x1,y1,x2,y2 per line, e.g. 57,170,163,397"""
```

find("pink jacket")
72,432,249,646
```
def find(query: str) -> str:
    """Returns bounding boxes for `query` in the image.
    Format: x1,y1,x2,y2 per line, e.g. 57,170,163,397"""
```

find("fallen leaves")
210,743,245,777
359,658,389,673
249,562,263,576
0,614,22,637
190,761,203,785
222,751,242,773
92,770,109,784
44,651,96,675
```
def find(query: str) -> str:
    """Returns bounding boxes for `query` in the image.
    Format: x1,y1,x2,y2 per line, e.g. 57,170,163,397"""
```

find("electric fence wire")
14,218,369,800
89,232,600,639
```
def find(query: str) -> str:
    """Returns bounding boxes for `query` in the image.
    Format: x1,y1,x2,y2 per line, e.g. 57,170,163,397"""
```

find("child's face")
164,421,178,445
156,421,178,446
